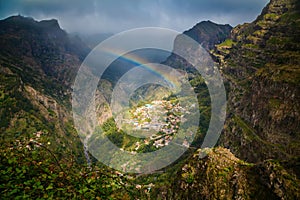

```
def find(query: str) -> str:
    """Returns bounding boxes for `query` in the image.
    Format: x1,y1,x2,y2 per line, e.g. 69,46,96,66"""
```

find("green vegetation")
217,39,236,48
256,64,300,84
0,134,137,199
264,13,279,21
243,43,259,49
101,118,140,150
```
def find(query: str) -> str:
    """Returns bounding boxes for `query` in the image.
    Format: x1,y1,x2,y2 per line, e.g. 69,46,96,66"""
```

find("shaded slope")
0,15,89,162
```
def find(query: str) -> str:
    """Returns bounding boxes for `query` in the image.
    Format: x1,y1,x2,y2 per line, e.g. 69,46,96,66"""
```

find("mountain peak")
2,15,35,26
196,20,231,27
181,20,232,50
4,15,34,21
0,15,89,65
1,15,63,34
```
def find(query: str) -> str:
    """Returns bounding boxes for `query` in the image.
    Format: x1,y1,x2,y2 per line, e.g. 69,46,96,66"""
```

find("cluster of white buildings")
126,100,188,149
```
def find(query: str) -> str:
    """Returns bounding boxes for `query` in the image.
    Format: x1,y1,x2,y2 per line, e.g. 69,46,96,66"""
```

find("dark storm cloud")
0,0,269,34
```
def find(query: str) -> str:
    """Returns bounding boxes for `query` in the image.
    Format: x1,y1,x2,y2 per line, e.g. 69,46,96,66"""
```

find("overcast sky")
0,0,269,34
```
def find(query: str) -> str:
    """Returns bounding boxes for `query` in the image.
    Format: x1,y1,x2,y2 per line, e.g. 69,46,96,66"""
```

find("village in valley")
120,99,192,150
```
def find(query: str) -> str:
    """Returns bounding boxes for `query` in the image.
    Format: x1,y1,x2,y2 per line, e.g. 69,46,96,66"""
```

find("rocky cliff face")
155,147,299,200
0,16,89,161
0,16,89,89
214,0,300,175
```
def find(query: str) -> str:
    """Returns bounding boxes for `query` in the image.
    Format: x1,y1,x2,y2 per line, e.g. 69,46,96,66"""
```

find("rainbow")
101,46,183,88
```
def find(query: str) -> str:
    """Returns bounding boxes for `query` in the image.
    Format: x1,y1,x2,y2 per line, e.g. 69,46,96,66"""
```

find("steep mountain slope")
0,16,139,199
144,2,300,197
213,0,300,175
160,21,232,148
0,15,89,88
0,15,90,163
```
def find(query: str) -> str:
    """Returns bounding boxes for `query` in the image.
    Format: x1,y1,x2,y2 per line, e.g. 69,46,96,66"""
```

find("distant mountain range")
74,32,113,49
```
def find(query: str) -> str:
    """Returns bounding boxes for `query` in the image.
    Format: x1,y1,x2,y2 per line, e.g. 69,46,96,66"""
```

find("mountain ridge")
214,0,300,176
